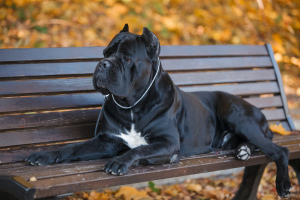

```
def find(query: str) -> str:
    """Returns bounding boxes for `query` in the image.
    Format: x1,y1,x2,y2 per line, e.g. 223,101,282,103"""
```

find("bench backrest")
0,44,295,164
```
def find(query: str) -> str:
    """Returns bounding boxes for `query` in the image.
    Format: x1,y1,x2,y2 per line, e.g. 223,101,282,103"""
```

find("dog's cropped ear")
120,24,129,33
142,27,160,62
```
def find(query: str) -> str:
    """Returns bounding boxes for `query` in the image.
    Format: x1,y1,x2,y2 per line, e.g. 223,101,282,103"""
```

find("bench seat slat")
244,96,282,109
0,124,94,147
0,74,278,97
0,78,94,96
0,109,285,146
163,57,272,71
0,106,283,132
0,93,103,113
0,45,268,63
0,128,294,164
170,69,276,86
185,82,279,95
0,94,283,114
3,134,299,180
0,62,98,78
24,142,300,198
0,109,99,131
261,109,286,121
0,57,272,79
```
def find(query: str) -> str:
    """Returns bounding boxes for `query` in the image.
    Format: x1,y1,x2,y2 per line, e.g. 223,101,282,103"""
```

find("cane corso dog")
27,24,291,197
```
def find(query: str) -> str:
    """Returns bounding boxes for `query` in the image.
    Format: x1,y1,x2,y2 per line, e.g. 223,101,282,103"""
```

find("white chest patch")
117,124,148,149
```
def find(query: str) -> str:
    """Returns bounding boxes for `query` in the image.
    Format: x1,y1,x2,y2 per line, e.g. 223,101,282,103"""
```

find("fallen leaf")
115,186,149,200
269,124,291,135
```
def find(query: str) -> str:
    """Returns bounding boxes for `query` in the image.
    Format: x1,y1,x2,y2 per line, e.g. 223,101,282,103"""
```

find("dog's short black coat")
26,24,291,197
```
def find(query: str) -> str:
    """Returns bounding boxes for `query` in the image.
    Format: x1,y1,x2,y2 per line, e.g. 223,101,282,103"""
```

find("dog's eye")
123,56,131,63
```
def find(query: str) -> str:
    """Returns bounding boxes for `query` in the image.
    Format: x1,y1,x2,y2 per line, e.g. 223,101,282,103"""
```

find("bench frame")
0,44,299,200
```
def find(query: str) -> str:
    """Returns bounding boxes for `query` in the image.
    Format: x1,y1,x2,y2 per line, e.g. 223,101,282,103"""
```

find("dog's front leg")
26,135,127,166
103,137,180,175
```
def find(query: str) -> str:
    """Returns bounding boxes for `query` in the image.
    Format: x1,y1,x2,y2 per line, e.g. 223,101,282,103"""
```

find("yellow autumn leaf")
115,186,150,200
186,183,202,193
269,124,290,135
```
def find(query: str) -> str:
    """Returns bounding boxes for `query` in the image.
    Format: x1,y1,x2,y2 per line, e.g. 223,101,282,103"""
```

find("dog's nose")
100,60,110,68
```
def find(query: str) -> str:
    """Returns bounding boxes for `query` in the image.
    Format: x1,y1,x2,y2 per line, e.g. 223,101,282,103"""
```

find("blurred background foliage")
0,0,299,93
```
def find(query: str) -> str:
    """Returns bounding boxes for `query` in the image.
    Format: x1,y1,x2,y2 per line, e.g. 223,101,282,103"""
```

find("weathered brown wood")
0,75,278,97
0,47,104,63
163,56,272,71
24,142,300,198
0,94,282,115
0,93,103,113
244,96,282,109
183,82,279,95
0,78,94,96
0,57,272,80
0,144,69,164
0,62,98,78
170,69,276,86
160,45,268,57
0,124,94,147
0,109,99,131
262,109,286,121
0,45,268,63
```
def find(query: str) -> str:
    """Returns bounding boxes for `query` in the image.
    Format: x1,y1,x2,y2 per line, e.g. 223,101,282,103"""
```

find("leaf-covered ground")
1,0,299,92
65,163,299,200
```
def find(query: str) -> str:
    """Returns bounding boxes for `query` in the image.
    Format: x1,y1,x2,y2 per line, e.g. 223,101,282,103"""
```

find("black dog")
26,24,291,197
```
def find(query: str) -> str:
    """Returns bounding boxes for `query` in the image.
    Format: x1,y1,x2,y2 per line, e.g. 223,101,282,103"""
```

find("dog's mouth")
93,75,111,95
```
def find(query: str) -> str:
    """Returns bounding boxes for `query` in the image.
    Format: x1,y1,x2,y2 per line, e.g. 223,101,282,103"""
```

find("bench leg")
232,164,267,200
0,176,35,200
289,159,300,185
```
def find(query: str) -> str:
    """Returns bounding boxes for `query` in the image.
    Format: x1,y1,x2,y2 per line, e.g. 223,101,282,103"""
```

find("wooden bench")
0,44,299,200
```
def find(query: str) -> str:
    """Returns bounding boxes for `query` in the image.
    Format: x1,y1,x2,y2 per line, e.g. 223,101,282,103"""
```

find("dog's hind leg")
289,159,300,186
247,133,291,197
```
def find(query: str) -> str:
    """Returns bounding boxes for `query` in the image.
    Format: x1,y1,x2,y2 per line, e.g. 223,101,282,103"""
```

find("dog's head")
93,24,160,101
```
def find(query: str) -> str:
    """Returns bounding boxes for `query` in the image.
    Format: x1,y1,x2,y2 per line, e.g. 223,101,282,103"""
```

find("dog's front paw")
103,156,132,176
236,144,251,161
26,151,66,166
276,175,291,198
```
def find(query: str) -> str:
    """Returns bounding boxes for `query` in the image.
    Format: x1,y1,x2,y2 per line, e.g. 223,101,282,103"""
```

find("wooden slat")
0,93,103,113
25,143,300,198
0,57,272,79
262,109,286,121
184,82,280,95
0,77,93,96
0,93,283,115
0,47,105,62
0,45,268,63
3,135,300,180
163,57,272,71
160,45,268,57
0,124,94,147
170,69,276,86
0,62,98,78
0,73,278,97
0,144,66,164
0,109,99,131
244,96,283,109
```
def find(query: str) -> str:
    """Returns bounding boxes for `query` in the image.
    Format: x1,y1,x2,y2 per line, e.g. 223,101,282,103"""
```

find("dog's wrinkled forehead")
103,24,160,62
103,32,140,57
